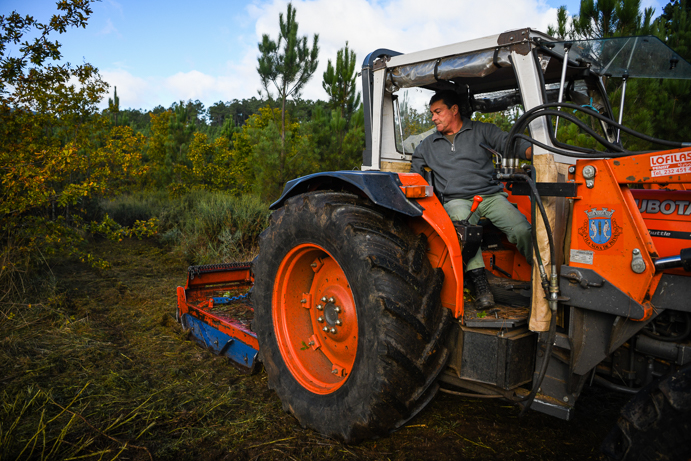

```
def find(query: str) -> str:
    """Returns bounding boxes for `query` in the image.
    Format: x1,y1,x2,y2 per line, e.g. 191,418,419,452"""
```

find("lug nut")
334,306,341,313
323,326,329,332
330,328,337,334
335,320,342,326
317,316,324,323
328,297,335,303
316,304,323,310
321,297,327,302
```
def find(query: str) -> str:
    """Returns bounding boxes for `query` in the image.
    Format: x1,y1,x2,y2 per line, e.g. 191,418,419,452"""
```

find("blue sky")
5,0,663,112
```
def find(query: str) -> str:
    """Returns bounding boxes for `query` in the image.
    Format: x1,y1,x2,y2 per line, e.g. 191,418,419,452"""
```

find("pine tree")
257,2,319,184
322,41,360,123
108,86,120,126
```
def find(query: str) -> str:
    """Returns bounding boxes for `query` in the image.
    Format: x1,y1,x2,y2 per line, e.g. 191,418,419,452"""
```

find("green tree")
322,41,360,123
548,6,571,38
108,86,120,126
0,1,155,299
257,2,319,187
556,0,655,38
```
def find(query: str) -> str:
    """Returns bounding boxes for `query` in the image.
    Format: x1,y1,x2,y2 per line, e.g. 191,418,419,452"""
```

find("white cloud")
98,18,121,37
101,0,565,110
99,69,156,109
249,0,560,102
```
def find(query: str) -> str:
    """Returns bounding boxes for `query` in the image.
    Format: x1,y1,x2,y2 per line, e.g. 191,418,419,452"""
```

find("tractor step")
464,275,530,328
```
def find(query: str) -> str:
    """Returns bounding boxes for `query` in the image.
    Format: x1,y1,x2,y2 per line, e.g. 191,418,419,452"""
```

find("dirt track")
2,237,627,460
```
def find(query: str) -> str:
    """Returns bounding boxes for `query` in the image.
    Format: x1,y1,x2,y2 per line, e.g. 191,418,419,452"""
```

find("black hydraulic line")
504,102,690,161
438,388,504,399
513,134,610,160
497,171,558,412
526,102,688,149
514,173,558,415
592,375,640,395
519,308,559,415
506,109,624,158
641,312,691,342
509,173,556,271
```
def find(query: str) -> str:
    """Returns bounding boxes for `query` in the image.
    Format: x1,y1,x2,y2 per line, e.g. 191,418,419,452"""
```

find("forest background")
1,1,691,459
2,0,691,302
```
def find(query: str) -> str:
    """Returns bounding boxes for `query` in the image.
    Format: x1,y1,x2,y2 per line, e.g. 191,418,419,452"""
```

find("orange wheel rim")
273,243,358,394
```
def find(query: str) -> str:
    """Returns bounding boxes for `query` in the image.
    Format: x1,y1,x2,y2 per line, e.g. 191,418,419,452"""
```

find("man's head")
429,91,463,135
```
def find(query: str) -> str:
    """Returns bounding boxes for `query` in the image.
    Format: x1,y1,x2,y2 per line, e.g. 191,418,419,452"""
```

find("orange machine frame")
398,146,691,322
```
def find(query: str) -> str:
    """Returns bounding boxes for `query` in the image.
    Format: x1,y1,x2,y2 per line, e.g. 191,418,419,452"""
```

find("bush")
102,191,270,264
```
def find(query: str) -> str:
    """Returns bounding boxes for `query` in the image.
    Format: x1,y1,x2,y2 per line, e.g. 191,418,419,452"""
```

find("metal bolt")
586,179,595,189
568,166,576,174
328,297,335,303
308,341,314,346
330,328,337,334
335,320,342,326
583,165,596,179
331,369,338,375
316,304,323,310
633,248,640,255
311,263,317,267
321,297,327,302
334,306,341,313
317,316,324,323
563,396,569,403
300,299,307,304
322,326,329,332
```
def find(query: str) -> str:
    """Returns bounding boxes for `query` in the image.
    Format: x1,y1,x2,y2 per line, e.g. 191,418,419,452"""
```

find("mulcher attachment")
176,263,259,373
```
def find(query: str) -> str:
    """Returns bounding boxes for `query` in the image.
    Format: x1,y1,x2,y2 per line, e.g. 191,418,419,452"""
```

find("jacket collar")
432,117,473,141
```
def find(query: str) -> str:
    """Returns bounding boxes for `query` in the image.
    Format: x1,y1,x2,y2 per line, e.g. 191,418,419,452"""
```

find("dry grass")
1,238,626,460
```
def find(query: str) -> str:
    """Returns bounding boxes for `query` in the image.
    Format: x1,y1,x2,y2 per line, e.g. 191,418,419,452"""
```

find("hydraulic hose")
497,171,559,413
496,101,690,413
503,102,691,162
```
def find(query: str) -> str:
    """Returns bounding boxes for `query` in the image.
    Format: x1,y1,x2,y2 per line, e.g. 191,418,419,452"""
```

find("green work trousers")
444,192,532,272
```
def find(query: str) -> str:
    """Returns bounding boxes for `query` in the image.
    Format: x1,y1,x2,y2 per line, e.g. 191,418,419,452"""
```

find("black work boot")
468,268,495,310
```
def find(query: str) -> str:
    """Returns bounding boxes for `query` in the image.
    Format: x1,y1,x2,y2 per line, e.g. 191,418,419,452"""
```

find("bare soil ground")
1,238,628,460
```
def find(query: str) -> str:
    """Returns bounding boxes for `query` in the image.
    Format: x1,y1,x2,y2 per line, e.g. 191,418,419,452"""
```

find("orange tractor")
177,30,691,459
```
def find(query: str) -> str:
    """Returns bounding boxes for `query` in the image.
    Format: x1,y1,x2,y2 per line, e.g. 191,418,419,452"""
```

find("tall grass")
101,191,271,264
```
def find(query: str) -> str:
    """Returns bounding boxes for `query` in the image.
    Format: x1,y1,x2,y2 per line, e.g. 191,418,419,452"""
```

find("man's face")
430,99,460,135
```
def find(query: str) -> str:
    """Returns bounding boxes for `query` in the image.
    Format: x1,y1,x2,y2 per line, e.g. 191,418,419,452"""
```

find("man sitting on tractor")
412,90,533,309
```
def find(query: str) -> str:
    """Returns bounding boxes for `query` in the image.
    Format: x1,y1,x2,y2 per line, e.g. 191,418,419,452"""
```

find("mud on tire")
253,191,452,442
602,363,691,461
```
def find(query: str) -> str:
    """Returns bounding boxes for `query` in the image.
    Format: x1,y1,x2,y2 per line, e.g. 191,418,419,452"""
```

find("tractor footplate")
464,276,530,328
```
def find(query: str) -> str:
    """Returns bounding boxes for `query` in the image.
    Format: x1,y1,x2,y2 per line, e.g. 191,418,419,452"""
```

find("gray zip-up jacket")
411,117,530,200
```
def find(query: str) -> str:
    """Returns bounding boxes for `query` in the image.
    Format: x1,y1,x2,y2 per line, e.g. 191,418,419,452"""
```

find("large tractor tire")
602,363,691,461
253,191,452,442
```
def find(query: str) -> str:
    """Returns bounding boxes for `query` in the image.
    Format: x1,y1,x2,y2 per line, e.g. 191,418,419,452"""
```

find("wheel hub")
272,244,358,394
324,302,340,326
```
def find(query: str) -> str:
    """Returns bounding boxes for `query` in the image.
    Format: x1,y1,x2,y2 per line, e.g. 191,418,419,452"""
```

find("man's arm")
483,122,532,160
411,143,427,174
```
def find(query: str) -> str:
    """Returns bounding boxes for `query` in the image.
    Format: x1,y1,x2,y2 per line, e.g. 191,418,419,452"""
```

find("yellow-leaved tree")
1,0,155,301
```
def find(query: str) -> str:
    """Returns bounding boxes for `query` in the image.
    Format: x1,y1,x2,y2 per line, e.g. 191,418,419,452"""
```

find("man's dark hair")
429,90,462,112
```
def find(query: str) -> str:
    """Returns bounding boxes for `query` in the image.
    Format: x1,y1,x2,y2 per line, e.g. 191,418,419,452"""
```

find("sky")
4,0,664,112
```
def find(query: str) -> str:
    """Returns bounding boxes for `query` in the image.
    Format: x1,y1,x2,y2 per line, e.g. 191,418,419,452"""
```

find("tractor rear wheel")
601,363,691,460
253,191,452,442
